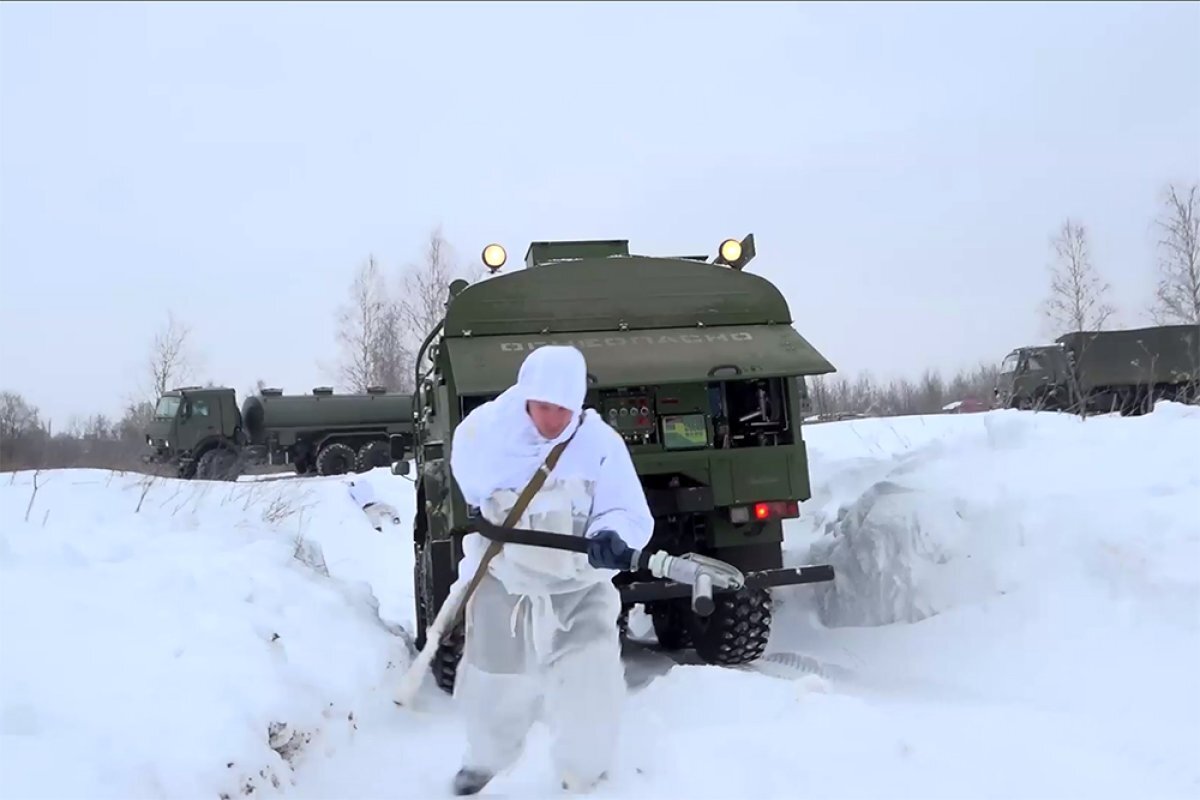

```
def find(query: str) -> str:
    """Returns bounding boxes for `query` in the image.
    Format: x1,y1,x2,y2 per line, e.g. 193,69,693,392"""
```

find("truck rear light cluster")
729,501,800,524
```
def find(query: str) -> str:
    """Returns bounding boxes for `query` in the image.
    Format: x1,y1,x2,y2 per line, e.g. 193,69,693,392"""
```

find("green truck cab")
392,235,838,692
144,385,414,480
995,324,1200,414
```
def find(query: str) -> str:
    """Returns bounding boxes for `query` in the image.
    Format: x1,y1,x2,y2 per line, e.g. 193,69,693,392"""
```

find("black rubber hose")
464,517,589,553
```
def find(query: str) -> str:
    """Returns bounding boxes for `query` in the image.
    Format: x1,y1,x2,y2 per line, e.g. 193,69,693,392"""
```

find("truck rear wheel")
196,447,239,481
316,442,356,476
356,441,390,472
414,554,462,695
432,624,464,695
688,586,772,666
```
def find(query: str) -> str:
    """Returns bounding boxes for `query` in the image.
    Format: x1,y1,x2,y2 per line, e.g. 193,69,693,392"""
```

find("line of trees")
807,363,1001,419
1042,181,1199,336
2,180,1196,472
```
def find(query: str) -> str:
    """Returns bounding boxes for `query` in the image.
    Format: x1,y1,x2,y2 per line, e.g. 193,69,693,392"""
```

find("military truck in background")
995,324,1200,415
143,385,415,480
390,234,838,693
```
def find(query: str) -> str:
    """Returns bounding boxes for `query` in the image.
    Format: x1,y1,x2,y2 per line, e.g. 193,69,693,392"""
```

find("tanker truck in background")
143,385,415,480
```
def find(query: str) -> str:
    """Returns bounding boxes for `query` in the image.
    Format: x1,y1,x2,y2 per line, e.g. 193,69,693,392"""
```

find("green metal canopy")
443,257,793,337
444,323,836,395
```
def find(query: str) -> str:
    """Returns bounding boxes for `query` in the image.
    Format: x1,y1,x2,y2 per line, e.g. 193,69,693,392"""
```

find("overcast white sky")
2,1,1198,427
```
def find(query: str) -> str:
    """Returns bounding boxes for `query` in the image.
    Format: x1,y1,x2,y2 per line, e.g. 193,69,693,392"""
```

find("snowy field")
2,405,1198,799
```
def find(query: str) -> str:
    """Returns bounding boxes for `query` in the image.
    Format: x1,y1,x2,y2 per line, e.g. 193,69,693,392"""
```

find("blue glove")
586,529,633,570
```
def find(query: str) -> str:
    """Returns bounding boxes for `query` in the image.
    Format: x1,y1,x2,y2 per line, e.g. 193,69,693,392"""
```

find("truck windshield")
1000,353,1019,374
154,396,182,419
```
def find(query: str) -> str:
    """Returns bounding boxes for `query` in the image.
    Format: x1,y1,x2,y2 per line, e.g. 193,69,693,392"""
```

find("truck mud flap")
618,564,834,605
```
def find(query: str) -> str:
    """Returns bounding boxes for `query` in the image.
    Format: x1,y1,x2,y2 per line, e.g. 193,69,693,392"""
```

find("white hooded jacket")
449,345,654,647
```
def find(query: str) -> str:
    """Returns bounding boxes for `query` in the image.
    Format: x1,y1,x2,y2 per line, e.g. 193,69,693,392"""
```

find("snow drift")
787,404,1199,629
0,469,417,799
2,404,1198,799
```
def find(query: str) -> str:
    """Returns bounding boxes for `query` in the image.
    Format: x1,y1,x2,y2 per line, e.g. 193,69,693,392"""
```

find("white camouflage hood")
515,345,588,417
451,345,590,511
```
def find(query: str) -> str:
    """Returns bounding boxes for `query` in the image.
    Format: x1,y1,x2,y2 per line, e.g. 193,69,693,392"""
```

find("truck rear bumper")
618,563,834,605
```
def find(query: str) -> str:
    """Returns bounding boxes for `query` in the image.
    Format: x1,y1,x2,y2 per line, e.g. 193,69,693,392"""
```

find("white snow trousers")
455,570,625,790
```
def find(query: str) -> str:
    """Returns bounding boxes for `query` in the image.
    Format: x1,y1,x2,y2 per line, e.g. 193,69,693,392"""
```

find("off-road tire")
432,623,464,694
356,441,390,472
688,586,772,666
413,545,463,695
650,599,693,651
196,448,239,481
316,443,356,476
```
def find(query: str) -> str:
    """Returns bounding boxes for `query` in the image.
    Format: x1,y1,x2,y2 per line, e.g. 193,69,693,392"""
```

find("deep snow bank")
785,403,1200,629
0,468,417,799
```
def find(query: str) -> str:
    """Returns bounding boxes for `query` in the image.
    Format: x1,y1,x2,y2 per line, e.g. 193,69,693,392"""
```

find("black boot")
453,767,493,796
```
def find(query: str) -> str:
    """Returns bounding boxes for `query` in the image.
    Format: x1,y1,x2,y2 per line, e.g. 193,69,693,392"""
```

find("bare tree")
1042,219,1116,335
807,376,833,417
335,255,410,393
0,391,48,471
1150,182,1200,325
331,227,484,394
116,399,155,443
397,226,482,379
147,311,196,399
399,227,458,343
917,368,947,412
81,414,114,440
0,391,40,442
371,299,412,393
336,255,385,392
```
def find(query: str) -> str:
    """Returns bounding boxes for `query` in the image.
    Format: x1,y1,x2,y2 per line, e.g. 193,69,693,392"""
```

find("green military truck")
995,324,1200,415
390,235,838,692
144,385,415,480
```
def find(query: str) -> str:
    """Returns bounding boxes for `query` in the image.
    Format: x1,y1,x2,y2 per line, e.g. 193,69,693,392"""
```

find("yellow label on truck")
662,414,709,449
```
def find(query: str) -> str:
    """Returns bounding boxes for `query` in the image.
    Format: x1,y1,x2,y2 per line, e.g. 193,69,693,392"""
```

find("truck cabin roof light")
720,238,742,264
482,243,507,272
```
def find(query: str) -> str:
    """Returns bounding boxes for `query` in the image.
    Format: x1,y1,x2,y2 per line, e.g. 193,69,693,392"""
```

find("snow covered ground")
2,404,1198,799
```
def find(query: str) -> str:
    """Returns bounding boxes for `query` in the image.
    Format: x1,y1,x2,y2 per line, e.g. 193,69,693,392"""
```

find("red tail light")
731,501,800,523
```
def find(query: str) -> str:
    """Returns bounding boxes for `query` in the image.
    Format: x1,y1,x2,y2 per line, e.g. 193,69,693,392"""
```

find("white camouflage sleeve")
449,402,491,509
585,425,654,550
